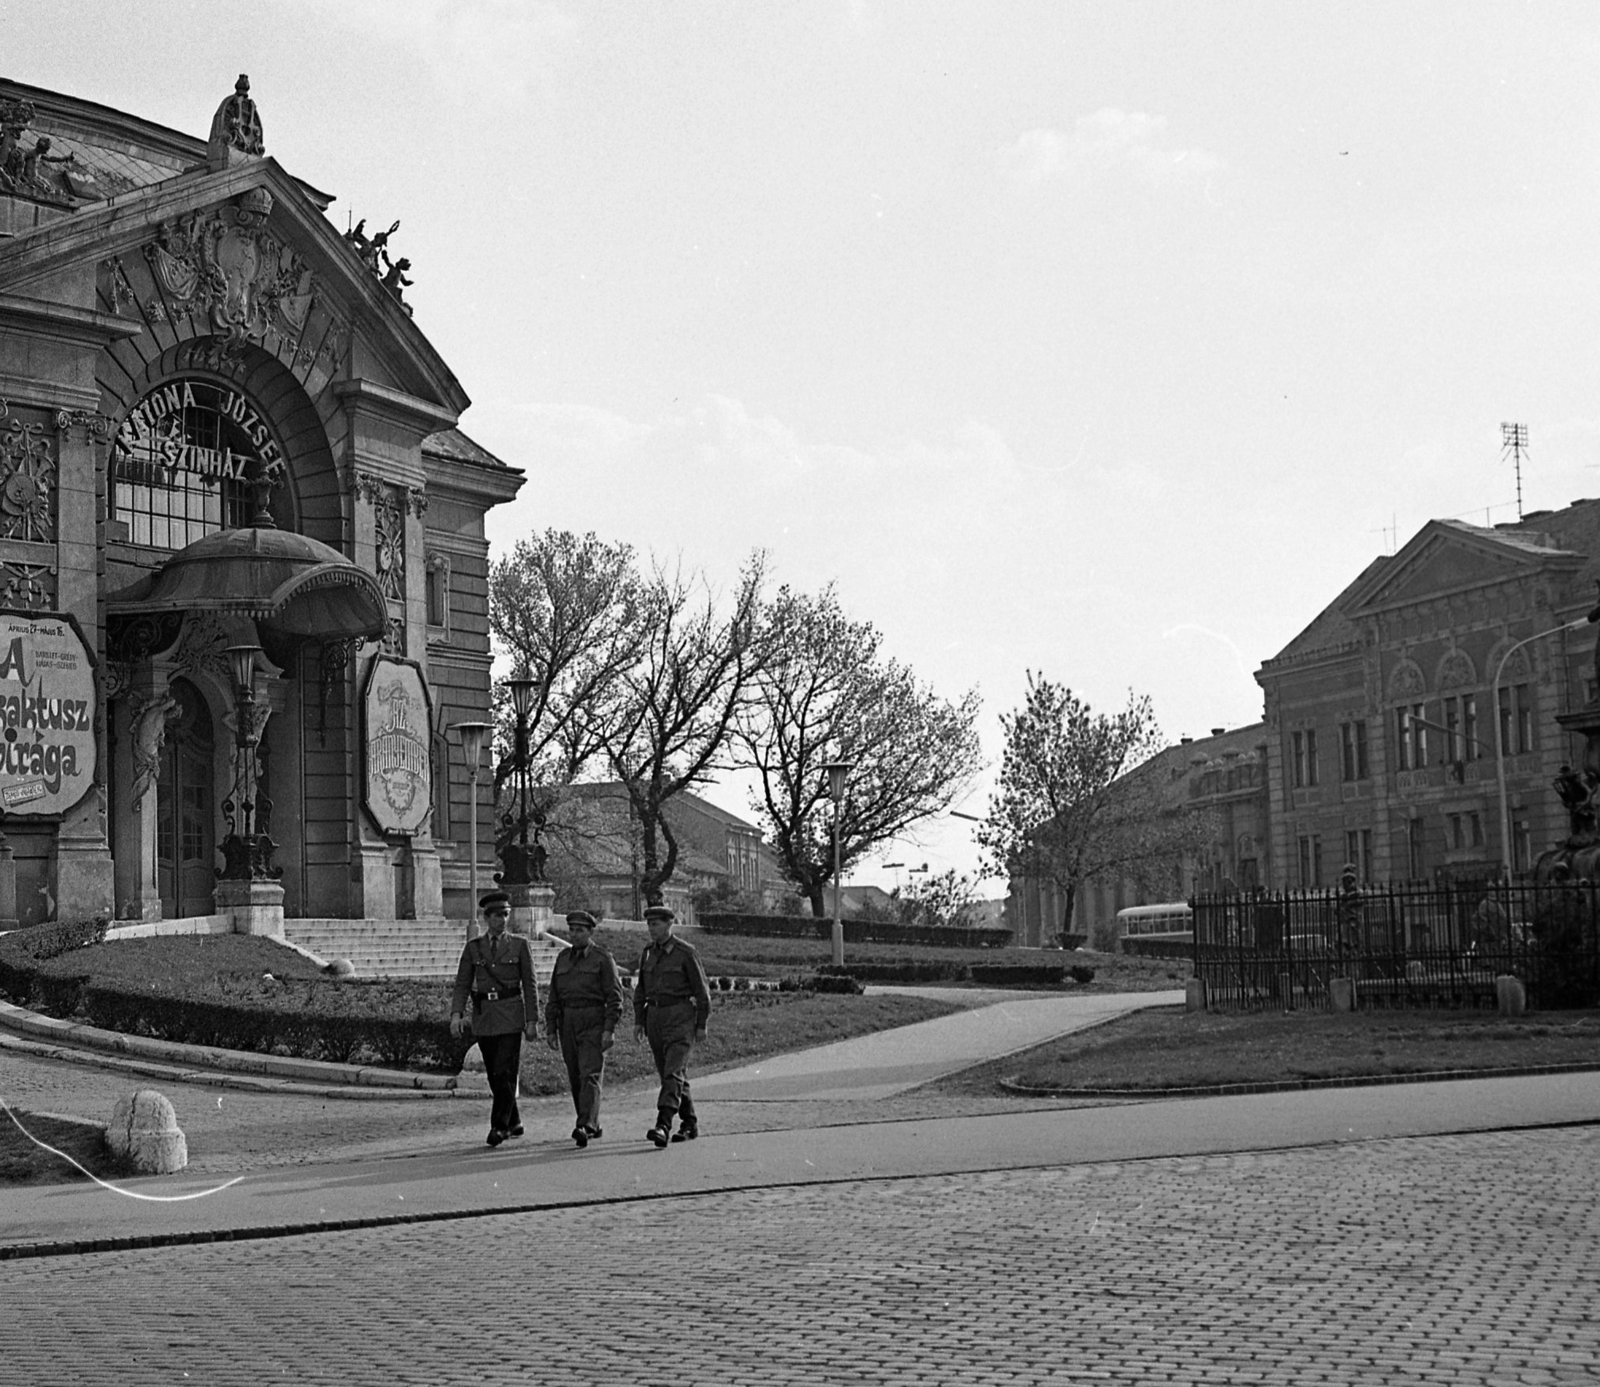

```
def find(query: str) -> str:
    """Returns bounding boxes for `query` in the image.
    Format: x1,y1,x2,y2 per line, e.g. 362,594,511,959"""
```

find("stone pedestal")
1329,977,1356,1012
1496,973,1528,1016
216,878,285,937
508,882,556,939
1184,977,1207,1012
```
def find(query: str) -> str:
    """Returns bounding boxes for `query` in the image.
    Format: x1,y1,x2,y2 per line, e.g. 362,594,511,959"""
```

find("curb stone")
999,1058,1600,1100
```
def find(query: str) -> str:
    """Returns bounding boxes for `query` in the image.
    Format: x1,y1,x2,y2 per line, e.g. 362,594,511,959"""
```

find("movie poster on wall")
0,611,97,816
362,656,433,836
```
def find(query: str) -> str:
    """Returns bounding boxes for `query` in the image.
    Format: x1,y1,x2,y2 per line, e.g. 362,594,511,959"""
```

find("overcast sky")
11,2,1600,893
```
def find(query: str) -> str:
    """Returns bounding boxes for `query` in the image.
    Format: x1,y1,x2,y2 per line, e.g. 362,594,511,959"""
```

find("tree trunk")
1057,884,1078,947
806,883,826,919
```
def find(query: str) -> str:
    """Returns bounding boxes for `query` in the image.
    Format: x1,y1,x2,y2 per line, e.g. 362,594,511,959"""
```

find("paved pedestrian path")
694,987,1185,1100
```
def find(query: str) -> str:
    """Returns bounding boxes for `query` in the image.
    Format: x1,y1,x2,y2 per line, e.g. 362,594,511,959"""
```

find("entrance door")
156,679,216,919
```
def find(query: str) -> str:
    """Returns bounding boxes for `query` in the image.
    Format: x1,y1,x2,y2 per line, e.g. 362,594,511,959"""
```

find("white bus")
1115,902,1193,950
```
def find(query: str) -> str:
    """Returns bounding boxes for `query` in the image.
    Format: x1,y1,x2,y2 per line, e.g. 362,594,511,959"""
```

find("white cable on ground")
1,1095,243,1202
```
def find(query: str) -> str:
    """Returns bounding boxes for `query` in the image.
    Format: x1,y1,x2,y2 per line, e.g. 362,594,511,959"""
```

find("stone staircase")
282,919,567,985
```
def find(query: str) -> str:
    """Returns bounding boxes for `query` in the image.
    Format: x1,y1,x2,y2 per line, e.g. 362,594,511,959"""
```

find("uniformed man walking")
632,903,712,1148
450,890,539,1146
544,909,625,1148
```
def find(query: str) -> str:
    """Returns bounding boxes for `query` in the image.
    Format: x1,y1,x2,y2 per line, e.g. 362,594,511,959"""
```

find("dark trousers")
558,1008,609,1129
644,1001,697,1124
477,1031,523,1134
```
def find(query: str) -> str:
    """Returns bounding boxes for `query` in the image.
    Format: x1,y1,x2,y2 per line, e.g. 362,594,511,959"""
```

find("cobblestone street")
4,1125,1597,1386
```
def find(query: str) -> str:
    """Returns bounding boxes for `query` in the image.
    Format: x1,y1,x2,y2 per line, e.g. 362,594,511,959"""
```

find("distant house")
1004,723,1271,949
540,784,787,925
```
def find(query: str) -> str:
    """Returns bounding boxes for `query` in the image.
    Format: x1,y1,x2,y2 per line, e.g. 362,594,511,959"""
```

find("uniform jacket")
451,929,539,1037
632,934,713,1031
546,941,625,1037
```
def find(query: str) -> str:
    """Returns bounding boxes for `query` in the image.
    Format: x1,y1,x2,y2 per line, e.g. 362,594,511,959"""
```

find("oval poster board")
0,610,97,816
362,655,433,836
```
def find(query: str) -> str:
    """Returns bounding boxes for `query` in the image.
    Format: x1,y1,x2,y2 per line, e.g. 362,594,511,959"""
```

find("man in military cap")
544,910,625,1148
632,903,712,1148
450,890,540,1146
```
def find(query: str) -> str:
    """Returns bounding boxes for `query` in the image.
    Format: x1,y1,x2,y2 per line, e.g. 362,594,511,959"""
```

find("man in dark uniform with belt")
632,903,712,1148
544,910,624,1148
450,890,539,1146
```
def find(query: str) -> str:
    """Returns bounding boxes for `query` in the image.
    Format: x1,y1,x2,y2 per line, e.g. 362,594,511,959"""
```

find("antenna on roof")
1502,422,1528,520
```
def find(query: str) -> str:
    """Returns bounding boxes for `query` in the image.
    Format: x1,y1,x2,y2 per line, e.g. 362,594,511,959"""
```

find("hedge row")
700,912,1014,950
1120,938,1194,962
0,916,109,1010
818,960,1096,987
72,976,477,1071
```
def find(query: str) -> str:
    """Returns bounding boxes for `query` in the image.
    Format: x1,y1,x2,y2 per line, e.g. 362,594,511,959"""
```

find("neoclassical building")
0,77,520,927
1255,508,1600,887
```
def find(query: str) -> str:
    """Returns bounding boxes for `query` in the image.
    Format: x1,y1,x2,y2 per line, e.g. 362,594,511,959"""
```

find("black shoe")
486,1129,505,1147
573,1125,588,1148
586,1125,603,1140
670,1122,698,1143
647,1123,670,1148
508,1125,524,1138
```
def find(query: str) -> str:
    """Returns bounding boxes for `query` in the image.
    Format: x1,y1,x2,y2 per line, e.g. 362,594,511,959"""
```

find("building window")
1513,818,1531,874
1407,817,1426,880
1461,693,1479,761
432,733,450,840
426,553,451,629
1292,729,1319,788
1449,813,1464,850
1340,721,1369,782
1470,812,1483,847
1297,834,1323,887
1396,704,1426,771
112,377,281,549
1498,684,1533,756
1344,828,1372,881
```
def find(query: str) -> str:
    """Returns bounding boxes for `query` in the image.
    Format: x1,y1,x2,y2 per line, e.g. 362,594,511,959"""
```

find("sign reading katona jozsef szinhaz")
0,612,96,814
113,378,284,487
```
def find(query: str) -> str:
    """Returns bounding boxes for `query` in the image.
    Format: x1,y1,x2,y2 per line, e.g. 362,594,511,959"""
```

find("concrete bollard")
1329,977,1356,1012
1495,974,1527,1017
105,1089,187,1174
1184,977,1207,1012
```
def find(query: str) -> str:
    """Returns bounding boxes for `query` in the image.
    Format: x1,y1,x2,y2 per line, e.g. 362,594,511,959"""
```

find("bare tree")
741,584,982,918
487,529,644,861
586,553,769,906
977,673,1213,941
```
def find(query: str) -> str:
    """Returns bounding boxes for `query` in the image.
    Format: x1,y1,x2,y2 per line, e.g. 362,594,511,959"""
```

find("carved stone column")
114,667,177,921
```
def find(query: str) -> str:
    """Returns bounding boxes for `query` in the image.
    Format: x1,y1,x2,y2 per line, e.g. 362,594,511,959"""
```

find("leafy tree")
977,673,1212,940
899,868,981,929
739,584,982,918
487,530,644,860
585,553,769,906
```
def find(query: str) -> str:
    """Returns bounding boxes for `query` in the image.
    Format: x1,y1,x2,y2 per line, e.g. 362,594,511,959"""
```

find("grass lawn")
1004,1005,1600,1092
0,1108,136,1186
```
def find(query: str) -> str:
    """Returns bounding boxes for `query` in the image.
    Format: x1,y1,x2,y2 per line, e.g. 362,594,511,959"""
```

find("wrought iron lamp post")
498,677,537,886
823,760,854,967
217,643,278,881
450,719,493,939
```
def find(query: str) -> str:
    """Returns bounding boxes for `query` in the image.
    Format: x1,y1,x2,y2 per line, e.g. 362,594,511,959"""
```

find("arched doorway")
156,679,216,919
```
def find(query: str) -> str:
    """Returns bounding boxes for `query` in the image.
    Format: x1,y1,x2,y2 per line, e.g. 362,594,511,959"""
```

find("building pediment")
0,159,467,418
1343,521,1582,617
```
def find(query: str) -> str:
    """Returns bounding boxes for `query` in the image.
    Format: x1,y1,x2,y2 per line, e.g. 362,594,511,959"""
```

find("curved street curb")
0,1000,461,1096
998,1059,1600,1100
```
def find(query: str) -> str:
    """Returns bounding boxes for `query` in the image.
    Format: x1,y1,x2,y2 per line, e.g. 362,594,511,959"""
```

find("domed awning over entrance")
111,527,387,639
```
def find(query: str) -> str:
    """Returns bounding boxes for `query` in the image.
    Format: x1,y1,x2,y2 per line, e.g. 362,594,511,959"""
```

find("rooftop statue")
209,74,264,160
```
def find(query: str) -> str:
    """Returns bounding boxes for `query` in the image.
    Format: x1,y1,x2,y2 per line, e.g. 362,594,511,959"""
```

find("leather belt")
474,987,521,1003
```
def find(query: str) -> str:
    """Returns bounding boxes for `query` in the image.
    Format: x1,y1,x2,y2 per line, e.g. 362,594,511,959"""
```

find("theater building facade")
0,77,520,927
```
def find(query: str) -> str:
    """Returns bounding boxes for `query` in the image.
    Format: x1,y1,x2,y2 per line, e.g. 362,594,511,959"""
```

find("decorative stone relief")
0,562,55,610
381,615,406,656
1386,659,1425,700
128,688,181,805
0,400,56,543
1437,649,1476,690
407,487,427,518
107,612,183,665
372,484,405,601
145,195,315,352
172,612,231,685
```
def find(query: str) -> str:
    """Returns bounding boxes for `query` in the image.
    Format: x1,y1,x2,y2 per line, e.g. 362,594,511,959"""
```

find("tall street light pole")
449,720,492,942
1494,616,1592,879
823,760,854,967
